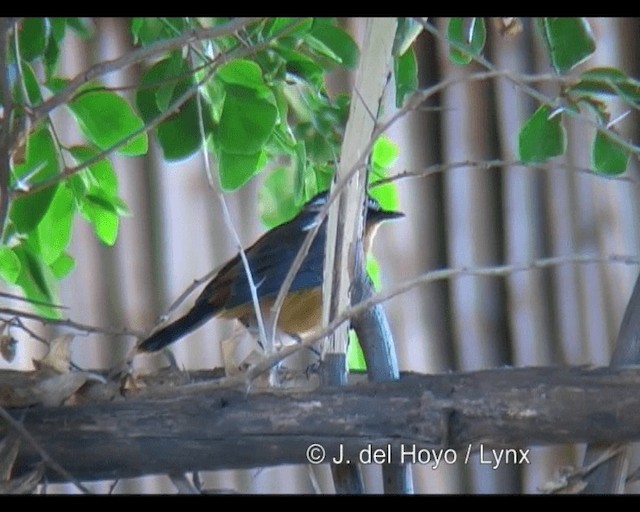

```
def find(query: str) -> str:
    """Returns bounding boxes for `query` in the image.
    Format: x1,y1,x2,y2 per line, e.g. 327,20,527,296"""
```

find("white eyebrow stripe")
301,217,321,231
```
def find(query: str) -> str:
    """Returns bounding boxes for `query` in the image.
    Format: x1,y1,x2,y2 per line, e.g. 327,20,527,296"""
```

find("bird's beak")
369,209,405,223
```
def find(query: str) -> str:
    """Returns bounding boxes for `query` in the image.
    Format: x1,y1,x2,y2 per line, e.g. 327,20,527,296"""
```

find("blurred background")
3,17,640,494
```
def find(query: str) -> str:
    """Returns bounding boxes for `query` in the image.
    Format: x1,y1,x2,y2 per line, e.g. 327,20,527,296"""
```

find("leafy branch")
419,18,639,168
23,17,258,145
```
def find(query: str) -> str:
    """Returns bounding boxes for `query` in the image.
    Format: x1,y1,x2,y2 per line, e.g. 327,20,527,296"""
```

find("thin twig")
6,317,49,345
541,444,626,493
373,159,640,188
0,307,144,339
0,291,68,310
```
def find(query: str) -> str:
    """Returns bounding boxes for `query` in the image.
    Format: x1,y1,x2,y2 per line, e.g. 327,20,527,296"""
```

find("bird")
138,190,403,353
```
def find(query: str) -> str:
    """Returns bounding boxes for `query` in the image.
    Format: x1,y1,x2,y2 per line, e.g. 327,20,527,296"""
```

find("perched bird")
138,191,403,353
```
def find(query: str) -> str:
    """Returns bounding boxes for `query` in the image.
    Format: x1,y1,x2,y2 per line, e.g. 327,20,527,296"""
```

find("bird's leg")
240,317,285,387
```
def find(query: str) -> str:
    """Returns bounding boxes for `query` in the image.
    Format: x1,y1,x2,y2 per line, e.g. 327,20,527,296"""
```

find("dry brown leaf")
0,368,105,407
493,17,523,37
36,334,74,374
538,466,588,493
33,373,90,407
221,336,241,376
0,335,17,363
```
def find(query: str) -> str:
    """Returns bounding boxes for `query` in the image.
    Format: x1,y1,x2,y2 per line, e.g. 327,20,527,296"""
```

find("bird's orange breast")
219,287,323,337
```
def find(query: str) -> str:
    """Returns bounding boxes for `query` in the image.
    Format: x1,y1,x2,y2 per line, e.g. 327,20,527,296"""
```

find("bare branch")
0,307,144,339
374,159,640,188
0,291,68,310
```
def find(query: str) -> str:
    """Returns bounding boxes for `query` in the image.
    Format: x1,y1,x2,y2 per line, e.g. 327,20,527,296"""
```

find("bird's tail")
138,300,214,352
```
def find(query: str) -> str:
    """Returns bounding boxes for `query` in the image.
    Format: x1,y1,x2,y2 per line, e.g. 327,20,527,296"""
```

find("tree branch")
6,365,640,485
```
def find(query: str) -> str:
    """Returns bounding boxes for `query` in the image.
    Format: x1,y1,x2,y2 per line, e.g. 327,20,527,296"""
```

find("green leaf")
394,47,418,107
45,76,69,95
69,146,131,242
369,137,401,211
293,123,334,164
216,59,271,93
49,17,67,42
13,244,60,318
49,253,75,279
84,192,120,214
130,17,187,46
79,195,120,246
218,84,277,155
347,330,367,372
393,18,424,56
312,163,334,193
10,127,60,233
36,186,75,265
592,130,630,175
303,34,341,64
66,18,92,38
276,43,325,87
372,136,399,169
518,105,567,163
136,57,213,161
259,167,299,228
367,254,382,290
448,18,486,65
153,52,183,113
540,18,595,73
130,18,144,43
110,196,132,216
307,23,359,69
92,211,119,247
68,145,118,196
295,141,309,200
569,67,640,103
217,149,266,191
19,61,43,106
43,18,67,79
0,248,21,284
265,17,313,38
18,18,49,62
68,89,148,156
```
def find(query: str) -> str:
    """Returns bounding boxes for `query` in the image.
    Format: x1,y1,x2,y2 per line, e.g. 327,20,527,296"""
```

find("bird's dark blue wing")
194,200,327,312
224,212,326,309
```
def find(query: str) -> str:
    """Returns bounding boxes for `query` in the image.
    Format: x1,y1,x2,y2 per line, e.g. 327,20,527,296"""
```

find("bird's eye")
366,196,381,211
